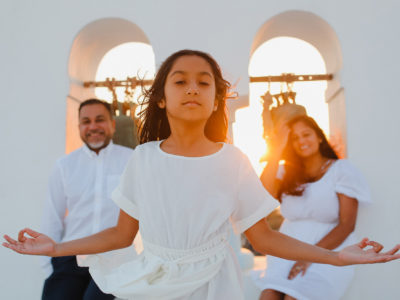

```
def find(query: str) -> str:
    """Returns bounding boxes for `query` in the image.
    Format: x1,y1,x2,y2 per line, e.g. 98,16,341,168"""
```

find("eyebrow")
169,70,213,78
80,115,106,120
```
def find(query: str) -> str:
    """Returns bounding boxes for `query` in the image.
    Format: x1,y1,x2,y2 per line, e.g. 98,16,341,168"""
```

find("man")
40,99,134,300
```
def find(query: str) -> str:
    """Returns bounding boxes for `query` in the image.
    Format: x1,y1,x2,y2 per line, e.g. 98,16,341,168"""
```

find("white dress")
252,159,371,300
79,141,279,300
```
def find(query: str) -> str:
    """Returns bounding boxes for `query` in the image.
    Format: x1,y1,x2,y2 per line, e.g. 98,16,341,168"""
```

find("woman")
254,115,372,300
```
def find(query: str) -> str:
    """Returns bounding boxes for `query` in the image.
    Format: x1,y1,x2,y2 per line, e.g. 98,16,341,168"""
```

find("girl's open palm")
339,238,400,265
3,228,56,256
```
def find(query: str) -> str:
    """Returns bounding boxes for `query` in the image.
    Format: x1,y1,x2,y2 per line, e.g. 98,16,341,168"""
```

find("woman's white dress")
252,159,371,300
79,141,279,300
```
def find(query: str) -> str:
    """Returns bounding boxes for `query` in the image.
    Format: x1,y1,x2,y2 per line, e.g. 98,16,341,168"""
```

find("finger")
366,241,384,253
288,268,295,279
3,235,18,245
385,253,400,262
291,270,299,279
18,229,27,242
383,244,400,256
357,238,370,249
2,242,24,254
288,266,300,279
24,228,41,238
364,253,400,264
379,253,400,263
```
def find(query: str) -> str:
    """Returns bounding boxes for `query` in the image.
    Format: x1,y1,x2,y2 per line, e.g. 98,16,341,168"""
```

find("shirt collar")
82,141,114,158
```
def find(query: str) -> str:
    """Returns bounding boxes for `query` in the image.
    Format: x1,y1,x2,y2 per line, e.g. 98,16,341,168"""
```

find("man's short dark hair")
79,99,113,118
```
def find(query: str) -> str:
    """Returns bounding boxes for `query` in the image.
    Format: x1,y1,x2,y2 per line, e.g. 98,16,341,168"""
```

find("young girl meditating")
3,50,400,300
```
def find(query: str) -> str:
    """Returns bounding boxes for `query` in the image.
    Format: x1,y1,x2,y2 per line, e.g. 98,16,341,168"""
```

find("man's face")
79,104,115,153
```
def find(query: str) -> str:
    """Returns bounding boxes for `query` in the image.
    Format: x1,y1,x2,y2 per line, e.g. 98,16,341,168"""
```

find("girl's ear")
158,99,166,109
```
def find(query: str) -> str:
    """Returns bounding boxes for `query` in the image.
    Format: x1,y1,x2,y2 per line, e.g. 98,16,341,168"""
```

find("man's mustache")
86,129,105,137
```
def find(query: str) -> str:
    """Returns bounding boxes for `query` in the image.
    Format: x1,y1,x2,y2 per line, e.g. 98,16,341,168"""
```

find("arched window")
66,18,154,153
95,42,155,106
233,10,344,174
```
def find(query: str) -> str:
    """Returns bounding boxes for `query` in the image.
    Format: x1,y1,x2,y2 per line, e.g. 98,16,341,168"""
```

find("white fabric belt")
142,234,229,284
82,233,230,300
143,233,228,261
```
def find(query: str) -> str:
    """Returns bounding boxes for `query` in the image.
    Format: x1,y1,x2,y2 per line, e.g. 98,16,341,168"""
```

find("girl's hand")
338,238,400,265
288,261,311,279
2,228,56,256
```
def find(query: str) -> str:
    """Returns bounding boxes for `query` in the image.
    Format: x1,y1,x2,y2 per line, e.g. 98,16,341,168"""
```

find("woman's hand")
269,124,290,153
2,228,56,256
338,238,400,265
288,261,312,279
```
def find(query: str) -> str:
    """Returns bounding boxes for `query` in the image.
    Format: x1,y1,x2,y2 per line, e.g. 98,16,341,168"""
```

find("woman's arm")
245,219,400,266
260,125,290,198
286,194,358,278
3,209,138,257
314,194,358,250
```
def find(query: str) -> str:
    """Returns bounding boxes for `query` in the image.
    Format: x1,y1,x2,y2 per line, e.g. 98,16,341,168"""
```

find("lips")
182,100,201,106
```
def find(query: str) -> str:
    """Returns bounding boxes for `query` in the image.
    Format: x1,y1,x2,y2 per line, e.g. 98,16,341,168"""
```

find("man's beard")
84,130,112,152
87,140,106,149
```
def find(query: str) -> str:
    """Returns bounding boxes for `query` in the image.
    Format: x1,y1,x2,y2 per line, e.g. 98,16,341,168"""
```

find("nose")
186,84,199,95
88,121,98,130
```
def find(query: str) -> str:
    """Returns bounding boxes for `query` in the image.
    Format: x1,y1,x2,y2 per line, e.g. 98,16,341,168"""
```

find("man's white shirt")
40,142,133,277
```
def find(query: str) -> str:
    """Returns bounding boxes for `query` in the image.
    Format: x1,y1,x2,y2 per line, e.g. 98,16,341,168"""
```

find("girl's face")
159,55,217,125
290,121,322,158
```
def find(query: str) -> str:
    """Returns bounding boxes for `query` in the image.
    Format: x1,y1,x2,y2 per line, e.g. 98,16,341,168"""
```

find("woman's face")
159,55,217,125
290,121,322,158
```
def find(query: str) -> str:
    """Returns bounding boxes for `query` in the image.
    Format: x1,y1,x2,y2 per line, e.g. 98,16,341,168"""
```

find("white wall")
1,1,399,299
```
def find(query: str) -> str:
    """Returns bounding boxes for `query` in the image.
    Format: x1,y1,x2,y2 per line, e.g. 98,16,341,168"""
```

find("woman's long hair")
138,49,230,144
278,115,338,199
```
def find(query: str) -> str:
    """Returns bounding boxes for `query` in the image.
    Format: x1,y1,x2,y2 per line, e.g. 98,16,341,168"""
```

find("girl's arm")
260,125,290,198
245,219,400,266
3,209,138,257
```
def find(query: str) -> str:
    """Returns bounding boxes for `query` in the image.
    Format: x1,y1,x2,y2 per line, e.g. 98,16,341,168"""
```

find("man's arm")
40,162,66,275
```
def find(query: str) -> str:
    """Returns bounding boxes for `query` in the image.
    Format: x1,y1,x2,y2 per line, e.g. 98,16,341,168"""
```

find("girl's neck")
161,128,221,157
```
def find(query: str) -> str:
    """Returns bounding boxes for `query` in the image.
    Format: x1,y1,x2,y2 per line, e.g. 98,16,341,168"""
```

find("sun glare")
95,42,155,104
233,37,328,174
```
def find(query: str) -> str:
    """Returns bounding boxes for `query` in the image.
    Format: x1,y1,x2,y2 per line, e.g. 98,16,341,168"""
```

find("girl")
255,115,372,300
3,50,400,300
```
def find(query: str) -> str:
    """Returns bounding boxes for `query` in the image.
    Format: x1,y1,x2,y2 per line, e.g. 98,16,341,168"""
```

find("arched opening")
234,37,328,174
233,10,345,175
95,42,155,106
66,18,154,153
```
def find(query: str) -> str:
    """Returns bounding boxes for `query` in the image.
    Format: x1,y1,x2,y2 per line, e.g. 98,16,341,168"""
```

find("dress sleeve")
112,150,140,220
334,159,372,204
231,152,280,234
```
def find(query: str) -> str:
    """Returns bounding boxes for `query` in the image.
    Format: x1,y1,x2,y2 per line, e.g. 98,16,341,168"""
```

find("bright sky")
95,42,155,105
233,37,328,174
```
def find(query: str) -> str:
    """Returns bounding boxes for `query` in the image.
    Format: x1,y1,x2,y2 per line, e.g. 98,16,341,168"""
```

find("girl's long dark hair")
278,115,339,199
138,49,230,144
